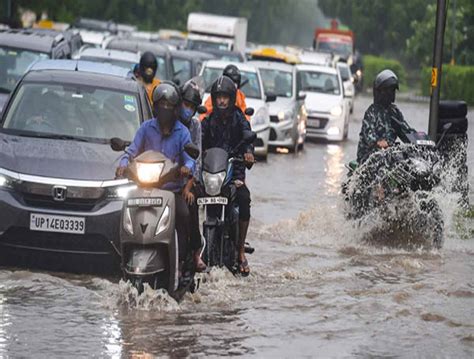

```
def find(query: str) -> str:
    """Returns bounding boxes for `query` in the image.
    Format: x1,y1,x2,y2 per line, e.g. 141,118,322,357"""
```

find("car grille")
307,116,329,129
270,116,279,123
21,193,100,211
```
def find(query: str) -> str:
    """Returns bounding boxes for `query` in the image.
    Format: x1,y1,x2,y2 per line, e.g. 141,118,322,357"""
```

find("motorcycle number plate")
127,197,163,207
197,197,228,206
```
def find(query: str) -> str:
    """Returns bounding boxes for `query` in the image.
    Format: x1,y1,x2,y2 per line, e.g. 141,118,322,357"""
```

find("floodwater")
0,96,473,358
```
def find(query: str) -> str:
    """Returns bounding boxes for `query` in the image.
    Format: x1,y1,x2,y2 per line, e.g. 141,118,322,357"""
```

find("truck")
186,13,247,53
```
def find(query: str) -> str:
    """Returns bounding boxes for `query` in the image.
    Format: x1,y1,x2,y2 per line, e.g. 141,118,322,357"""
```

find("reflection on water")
324,144,345,195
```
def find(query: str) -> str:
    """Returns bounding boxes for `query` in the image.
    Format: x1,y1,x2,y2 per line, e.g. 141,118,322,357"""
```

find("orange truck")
313,19,354,63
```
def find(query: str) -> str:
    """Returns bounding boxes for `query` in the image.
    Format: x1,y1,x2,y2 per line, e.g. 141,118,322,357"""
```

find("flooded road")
0,96,473,358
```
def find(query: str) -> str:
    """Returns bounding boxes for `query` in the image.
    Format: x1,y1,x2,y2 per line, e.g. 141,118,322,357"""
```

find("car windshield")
155,56,167,80
259,69,293,98
317,41,352,56
202,67,262,99
297,70,341,95
172,58,192,85
1,82,141,142
79,56,136,71
187,39,229,51
0,46,50,93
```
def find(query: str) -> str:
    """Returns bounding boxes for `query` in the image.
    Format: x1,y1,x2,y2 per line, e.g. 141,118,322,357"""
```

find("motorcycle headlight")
155,205,170,235
330,105,343,117
107,184,137,199
202,171,226,196
136,162,164,184
252,108,267,127
411,158,431,176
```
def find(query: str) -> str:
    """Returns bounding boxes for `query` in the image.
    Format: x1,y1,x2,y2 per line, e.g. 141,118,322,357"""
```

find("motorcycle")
195,131,257,273
342,126,452,248
111,137,200,298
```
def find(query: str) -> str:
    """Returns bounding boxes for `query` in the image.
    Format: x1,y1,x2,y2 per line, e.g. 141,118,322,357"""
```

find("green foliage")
420,65,474,104
363,55,407,91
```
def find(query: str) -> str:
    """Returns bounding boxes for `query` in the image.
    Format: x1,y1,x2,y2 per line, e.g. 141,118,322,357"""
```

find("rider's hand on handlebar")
244,152,255,164
115,166,126,179
377,139,389,149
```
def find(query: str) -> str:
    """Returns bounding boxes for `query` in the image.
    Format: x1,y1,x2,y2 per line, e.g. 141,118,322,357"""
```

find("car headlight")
252,108,267,127
277,109,293,122
202,171,226,196
136,162,164,184
107,184,137,199
327,127,340,136
330,106,343,117
155,205,170,235
0,172,17,190
356,69,362,77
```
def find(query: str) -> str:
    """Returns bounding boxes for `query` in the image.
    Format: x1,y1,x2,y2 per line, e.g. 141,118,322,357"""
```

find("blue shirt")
120,118,195,192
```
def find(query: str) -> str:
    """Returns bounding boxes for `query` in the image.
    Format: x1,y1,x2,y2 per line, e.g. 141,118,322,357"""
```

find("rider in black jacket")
201,76,254,276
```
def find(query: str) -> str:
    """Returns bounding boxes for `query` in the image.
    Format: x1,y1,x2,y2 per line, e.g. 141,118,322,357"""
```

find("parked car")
0,29,71,112
248,60,307,151
170,49,215,85
0,60,152,274
29,28,83,57
337,62,355,114
77,47,139,71
296,63,350,141
104,38,173,81
200,60,273,158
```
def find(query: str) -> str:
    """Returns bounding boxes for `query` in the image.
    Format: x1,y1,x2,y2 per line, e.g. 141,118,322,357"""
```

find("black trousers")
175,193,190,262
236,184,251,221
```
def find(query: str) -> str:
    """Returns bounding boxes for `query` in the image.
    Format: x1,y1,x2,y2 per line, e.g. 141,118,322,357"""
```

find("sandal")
238,259,250,277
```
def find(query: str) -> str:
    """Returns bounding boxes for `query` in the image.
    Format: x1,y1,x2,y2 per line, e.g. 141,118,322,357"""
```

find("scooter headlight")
155,205,171,235
136,162,164,184
123,207,134,235
202,171,226,196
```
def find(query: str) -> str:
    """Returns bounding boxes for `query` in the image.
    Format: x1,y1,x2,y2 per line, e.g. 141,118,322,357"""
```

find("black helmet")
373,69,399,91
152,82,181,134
139,51,157,83
181,79,202,106
211,76,237,117
223,64,241,88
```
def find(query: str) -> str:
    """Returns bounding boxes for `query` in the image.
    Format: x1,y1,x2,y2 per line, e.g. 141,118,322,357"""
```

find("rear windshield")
2,82,141,142
202,67,262,99
259,69,293,98
80,56,136,71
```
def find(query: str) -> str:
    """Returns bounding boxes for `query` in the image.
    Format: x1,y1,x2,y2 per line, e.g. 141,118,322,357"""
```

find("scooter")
195,131,256,273
111,138,200,298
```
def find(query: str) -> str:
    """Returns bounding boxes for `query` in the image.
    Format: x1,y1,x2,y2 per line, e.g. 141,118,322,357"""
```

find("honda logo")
52,186,67,202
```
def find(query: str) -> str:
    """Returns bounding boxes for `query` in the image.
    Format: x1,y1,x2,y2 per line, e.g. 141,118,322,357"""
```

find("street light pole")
428,0,448,139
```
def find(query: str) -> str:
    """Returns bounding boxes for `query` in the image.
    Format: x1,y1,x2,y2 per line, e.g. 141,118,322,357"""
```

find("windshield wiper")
17,132,91,142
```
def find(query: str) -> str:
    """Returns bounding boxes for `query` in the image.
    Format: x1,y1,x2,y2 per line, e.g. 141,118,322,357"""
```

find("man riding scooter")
116,82,195,273
201,76,255,276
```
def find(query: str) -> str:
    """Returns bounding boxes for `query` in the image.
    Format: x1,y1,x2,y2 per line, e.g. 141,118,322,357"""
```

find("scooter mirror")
244,107,254,116
197,105,207,114
110,137,129,152
184,143,200,160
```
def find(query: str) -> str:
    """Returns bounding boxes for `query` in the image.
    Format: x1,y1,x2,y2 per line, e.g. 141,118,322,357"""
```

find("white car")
248,60,307,151
337,62,355,114
200,60,272,159
77,48,139,71
296,64,350,141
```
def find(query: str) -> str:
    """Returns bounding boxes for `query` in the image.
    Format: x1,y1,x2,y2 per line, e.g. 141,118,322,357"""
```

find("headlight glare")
202,171,226,196
136,162,164,184
108,184,137,199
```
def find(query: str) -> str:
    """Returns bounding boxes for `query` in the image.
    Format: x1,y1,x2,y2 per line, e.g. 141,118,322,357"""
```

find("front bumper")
253,126,270,156
0,188,122,274
268,119,296,147
306,113,345,141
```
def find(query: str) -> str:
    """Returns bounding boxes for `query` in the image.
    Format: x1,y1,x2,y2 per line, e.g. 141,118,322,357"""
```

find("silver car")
248,60,307,152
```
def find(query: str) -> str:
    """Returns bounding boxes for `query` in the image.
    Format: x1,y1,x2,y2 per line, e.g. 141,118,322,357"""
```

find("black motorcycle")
342,130,449,248
195,131,256,273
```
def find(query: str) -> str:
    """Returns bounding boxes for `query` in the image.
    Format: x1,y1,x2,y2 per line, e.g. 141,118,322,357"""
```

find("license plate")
416,139,435,146
30,213,85,234
197,197,228,206
308,119,321,127
127,197,163,207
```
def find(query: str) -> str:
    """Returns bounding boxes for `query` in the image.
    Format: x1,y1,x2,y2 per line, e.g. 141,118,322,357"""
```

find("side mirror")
242,131,257,145
244,107,254,116
110,137,129,152
184,143,200,160
265,92,277,102
297,91,307,101
197,105,208,114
